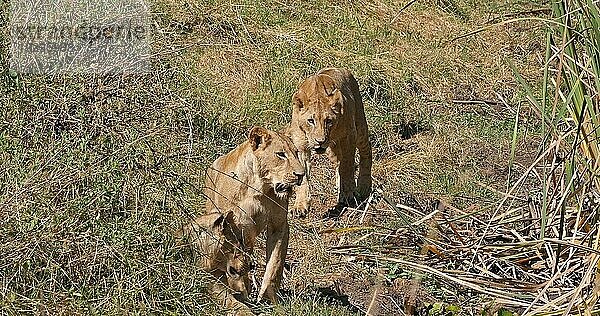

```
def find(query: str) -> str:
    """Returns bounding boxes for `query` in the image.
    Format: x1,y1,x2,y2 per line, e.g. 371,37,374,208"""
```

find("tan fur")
287,67,372,216
204,126,305,303
178,212,254,315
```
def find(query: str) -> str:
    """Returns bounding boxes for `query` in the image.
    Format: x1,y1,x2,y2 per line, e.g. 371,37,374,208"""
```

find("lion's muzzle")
275,183,294,193
312,138,329,154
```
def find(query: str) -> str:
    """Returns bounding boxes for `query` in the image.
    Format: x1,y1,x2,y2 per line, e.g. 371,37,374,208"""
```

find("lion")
287,67,372,216
177,211,254,315
203,126,305,303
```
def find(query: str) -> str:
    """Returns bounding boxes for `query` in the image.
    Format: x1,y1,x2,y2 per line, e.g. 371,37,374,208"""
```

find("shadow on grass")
394,120,430,140
314,286,362,314
276,286,363,315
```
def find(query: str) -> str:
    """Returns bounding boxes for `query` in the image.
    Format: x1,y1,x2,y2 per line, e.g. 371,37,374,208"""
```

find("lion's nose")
293,171,305,185
315,138,326,145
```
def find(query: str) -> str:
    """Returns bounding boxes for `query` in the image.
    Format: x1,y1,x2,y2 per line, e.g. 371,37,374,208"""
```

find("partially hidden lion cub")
178,211,254,316
204,126,305,303
287,67,372,216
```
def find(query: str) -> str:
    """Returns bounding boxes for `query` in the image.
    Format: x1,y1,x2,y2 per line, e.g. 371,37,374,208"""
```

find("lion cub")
288,67,372,216
178,211,253,315
204,126,305,303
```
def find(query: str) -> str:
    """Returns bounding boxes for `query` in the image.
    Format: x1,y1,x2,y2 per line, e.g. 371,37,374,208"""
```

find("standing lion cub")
288,67,372,216
204,126,305,303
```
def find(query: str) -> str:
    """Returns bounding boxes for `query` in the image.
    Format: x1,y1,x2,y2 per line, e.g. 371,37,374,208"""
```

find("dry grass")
3,0,597,315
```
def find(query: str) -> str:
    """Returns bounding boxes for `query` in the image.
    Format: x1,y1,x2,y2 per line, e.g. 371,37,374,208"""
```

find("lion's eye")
325,118,333,126
228,266,240,277
307,118,315,126
276,152,287,159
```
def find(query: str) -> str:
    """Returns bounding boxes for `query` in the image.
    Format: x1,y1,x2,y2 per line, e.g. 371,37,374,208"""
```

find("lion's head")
248,126,305,197
180,211,251,300
292,73,343,154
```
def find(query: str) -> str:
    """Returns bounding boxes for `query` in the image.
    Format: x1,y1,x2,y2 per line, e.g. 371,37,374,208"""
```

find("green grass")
0,0,557,314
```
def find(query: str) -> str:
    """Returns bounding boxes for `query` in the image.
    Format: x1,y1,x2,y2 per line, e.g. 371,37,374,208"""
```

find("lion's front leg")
292,149,311,218
258,215,289,303
330,140,357,207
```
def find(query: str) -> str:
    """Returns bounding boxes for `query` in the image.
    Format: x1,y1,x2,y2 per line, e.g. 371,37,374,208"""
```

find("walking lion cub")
287,67,372,216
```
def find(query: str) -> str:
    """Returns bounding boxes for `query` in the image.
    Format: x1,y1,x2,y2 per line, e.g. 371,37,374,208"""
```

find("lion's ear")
211,213,225,230
223,211,235,225
212,211,235,232
248,126,272,151
331,88,343,114
317,74,337,96
292,92,304,111
183,212,225,236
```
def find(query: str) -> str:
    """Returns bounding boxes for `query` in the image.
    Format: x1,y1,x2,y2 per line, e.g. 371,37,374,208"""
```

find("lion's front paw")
338,191,358,208
292,200,310,219
356,176,372,202
323,204,346,219
258,286,277,304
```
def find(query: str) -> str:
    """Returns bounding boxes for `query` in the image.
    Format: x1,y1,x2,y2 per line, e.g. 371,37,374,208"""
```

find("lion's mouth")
313,147,327,154
274,183,293,193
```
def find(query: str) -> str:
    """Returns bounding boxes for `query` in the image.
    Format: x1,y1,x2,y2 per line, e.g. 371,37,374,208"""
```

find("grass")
3,0,598,314
508,0,600,312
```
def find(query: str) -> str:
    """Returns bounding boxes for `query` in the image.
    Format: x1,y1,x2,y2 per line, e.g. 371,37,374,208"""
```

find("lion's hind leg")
354,102,372,202
355,131,372,202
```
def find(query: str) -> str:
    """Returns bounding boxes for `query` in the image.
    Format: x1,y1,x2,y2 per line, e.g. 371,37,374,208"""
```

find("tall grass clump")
512,0,600,313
